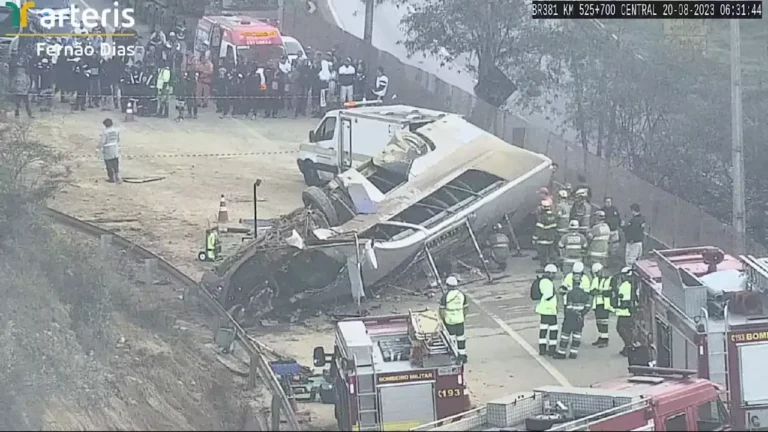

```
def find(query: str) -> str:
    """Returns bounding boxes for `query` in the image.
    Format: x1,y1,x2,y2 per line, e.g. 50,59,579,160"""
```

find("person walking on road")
534,264,559,356
622,203,646,266
98,118,121,183
439,276,468,363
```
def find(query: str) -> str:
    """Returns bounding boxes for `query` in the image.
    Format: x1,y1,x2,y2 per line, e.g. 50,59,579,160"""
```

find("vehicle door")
660,407,695,431
310,115,338,168
338,116,353,172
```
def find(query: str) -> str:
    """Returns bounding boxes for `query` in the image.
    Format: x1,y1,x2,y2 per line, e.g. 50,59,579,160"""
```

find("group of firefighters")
440,176,648,365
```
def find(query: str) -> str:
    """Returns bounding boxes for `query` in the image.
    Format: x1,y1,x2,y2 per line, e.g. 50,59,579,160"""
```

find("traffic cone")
125,100,135,122
217,194,229,224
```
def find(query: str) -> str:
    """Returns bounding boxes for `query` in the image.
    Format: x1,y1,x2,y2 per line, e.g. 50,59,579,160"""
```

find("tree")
398,0,553,90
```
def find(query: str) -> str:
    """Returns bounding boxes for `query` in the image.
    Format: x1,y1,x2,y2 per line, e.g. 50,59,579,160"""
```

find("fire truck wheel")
525,413,571,431
302,186,340,226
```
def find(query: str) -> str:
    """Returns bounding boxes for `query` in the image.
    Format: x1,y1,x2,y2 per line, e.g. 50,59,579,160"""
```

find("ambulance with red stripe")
194,14,284,65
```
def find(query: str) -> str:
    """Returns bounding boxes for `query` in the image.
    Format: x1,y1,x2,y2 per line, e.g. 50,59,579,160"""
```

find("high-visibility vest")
588,223,611,258
444,290,465,325
615,281,633,317
562,272,591,294
592,276,615,311
207,231,217,251
535,278,557,316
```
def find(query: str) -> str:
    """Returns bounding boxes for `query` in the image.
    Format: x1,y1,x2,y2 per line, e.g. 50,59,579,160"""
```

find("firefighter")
558,220,588,275
206,227,221,261
587,210,611,268
439,276,468,363
534,201,557,272
538,187,554,208
575,174,592,202
535,264,559,356
559,261,590,305
487,223,510,271
553,269,591,360
570,189,591,231
555,189,572,239
590,263,613,348
612,266,635,356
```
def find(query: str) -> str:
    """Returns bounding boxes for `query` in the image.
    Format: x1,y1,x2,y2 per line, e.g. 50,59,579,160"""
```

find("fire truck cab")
194,15,284,66
634,246,768,430
313,310,471,431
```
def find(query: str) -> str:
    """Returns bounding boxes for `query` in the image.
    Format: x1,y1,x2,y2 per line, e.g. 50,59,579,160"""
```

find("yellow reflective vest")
615,280,633,317
535,277,557,316
592,276,615,311
443,289,466,325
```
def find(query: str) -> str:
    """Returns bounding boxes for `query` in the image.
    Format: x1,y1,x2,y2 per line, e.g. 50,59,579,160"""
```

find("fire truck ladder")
700,306,730,395
408,309,458,358
353,354,380,431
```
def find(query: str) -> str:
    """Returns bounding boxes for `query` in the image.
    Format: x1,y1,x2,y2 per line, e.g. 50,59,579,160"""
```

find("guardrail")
41,207,301,431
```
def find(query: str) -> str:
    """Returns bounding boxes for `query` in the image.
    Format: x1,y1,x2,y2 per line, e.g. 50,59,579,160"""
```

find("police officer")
612,267,635,356
535,264,559,356
555,189,572,239
554,269,591,360
206,227,221,261
558,220,588,275
534,200,557,272
587,210,611,268
570,189,591,232
439,276,468,363
590,263,613,348
560,261,590,306
487,223,510,271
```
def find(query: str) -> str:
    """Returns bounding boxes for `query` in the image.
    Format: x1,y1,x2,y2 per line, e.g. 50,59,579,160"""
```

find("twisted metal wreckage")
201,115,555,322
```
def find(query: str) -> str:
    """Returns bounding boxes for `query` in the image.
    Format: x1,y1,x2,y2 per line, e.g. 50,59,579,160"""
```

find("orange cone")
217,194,229,223
125,100,135,122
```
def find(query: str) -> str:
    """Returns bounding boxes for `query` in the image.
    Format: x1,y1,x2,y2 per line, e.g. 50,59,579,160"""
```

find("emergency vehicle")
194,15,284,65
412,366,730,431
312,309,471,431
633,246,768,430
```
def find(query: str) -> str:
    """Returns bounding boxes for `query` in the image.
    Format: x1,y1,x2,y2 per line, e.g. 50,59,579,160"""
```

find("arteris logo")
5,1,135,31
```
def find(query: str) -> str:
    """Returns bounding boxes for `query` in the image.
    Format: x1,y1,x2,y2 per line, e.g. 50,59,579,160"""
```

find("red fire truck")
411,366,730,431
312,310,471,431
633,246,768,431
194,14,284,65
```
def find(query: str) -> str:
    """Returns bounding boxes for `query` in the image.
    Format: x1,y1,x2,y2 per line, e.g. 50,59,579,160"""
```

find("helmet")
493,223,503,230
595,210,606,219
540,200,551,208
621,266,632,274
538,187,550,195
569,220,579,229
576,189,588,197
544,264,558,274
592,263,603,274
446,276,458,287
573,262,585,273
558,189,568,199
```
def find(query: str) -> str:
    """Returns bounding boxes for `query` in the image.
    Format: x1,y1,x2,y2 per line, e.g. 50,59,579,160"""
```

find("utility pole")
363,0,375,43
730,18,746,253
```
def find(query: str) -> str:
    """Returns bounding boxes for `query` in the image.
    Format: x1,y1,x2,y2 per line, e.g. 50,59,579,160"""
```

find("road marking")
464,291,572,387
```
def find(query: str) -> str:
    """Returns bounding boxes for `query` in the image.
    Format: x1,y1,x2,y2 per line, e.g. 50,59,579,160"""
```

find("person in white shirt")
337,57,356,103
318,55,332,112
279,54,292,74
98,118,121,183
372,66,388,101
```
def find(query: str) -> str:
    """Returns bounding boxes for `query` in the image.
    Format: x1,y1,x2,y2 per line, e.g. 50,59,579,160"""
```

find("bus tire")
302,186,339,227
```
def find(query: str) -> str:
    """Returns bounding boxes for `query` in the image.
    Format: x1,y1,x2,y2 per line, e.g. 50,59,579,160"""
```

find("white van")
297,102,453,185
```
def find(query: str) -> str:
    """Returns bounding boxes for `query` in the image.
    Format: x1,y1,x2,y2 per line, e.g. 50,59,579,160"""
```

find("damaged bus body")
202,115,554,321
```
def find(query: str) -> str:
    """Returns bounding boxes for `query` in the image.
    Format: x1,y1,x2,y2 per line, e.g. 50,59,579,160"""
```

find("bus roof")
201,15,282,46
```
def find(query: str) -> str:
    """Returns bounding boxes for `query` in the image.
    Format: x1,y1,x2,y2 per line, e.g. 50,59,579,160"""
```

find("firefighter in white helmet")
440,276,468,363
558,220,588,275
587,210,611,268
560,261,591,306
533,264,559,356
590,262,613,348
555,189,572,239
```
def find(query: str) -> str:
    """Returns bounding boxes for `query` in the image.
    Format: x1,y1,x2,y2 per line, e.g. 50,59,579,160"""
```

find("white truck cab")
297,101,452,185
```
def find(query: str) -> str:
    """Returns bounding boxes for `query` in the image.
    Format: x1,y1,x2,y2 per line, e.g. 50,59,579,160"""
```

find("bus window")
665,412,688,432
696,400,729,431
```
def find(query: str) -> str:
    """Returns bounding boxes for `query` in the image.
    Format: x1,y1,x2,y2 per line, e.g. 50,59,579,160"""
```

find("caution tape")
87,150,298,160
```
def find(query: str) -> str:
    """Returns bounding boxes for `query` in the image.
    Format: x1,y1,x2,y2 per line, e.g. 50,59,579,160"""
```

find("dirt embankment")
0,218,259,430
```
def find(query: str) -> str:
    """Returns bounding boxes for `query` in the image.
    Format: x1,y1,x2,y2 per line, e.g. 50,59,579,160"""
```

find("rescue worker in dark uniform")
267,64,285,118
213,67,228,113
85,49,101,108
612,266,636,356
487,223,510,271
219,71,236,118
141,65,158,116
534,200,558,272
185,71,198,119
590,263,613,348
554,271,592,360
233,72,247,117
36,57,54,111
439,276,468,363
72,60,89,111
535,264,559,356
244,67,262,119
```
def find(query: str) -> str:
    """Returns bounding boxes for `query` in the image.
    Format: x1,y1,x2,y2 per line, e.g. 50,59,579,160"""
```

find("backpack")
530,276,543,301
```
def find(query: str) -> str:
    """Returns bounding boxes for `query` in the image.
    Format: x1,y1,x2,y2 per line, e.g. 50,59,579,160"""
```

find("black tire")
197,251,208,261
302,186,339,226
301,160,322,186
525,414,571,431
